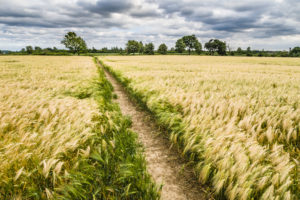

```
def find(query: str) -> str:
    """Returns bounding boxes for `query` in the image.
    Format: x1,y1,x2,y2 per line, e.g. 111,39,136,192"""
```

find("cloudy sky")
0,0,300,51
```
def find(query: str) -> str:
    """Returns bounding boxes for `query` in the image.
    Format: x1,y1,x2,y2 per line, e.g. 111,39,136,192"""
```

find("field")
0,56,159,199
101,56,300,200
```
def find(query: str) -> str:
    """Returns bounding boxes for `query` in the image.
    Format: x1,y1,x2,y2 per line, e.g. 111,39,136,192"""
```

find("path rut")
102,65,211,200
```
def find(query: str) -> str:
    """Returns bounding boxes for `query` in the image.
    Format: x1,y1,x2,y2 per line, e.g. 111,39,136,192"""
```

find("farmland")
101,56,300,200
0,56,159,199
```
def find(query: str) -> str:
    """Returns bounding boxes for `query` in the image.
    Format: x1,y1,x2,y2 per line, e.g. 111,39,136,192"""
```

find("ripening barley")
102,55,300,199
0,56,98,197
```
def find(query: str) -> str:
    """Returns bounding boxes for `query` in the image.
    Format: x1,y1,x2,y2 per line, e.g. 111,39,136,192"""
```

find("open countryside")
1,0,300,200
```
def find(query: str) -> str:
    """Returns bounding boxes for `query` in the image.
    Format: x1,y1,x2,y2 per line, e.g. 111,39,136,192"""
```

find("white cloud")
0,0,300,50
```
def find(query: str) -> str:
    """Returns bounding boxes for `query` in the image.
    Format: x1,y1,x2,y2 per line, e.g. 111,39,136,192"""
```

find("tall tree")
158,43,168,55
34,46,42,51
205,39,226,55
195,41,202,55
34,46,42,54
216,40,226,55
26,46,33,54
144,43,154,55
139,41,144,54
175,39,186,53
237,47,243,55
246,47,252,56
182,35,201,55
126,40,139,54
61,32,87,55
290,47,300,56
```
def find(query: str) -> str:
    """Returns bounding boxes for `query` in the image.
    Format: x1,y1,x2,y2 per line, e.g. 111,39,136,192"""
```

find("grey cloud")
130,8,161,18
157,0,300,38
0,0,300,51
78,0,133,17
0,10,40,18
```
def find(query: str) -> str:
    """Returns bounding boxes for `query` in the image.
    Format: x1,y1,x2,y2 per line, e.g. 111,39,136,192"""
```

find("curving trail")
100,61,212,200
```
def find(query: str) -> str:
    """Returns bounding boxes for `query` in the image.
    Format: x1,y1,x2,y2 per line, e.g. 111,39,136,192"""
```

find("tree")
158,43,168,55
34,46,42,54
246,47,252,56
144,43,154,55
217,40,226,55
290,47,300,57
175,39,186,53
0,50,2,55
126,40,139,54
101,47,108,53
258,49,267,57
34,46,42,51
182,35,201,55
139,41,144,54
204,39,226,55
205,40,217,55
237,47,243,55
61,32,87,55
195,41,202,55
26,46,33,54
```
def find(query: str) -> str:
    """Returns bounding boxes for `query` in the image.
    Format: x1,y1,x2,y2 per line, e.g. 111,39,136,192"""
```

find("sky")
0,0,300,51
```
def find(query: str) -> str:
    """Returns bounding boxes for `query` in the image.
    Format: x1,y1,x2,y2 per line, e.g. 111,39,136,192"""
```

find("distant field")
102,56,300,200
0,56,159,199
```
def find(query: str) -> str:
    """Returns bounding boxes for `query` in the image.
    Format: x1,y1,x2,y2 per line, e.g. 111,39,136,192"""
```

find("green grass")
55,59,160,199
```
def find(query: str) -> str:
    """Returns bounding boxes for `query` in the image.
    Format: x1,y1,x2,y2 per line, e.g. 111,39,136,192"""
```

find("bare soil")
103,67,211,200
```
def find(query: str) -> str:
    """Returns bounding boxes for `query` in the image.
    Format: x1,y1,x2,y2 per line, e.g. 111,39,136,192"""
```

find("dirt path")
102,66,211,200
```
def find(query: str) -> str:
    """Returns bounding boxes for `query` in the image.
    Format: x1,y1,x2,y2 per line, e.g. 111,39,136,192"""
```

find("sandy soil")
102,66,212,200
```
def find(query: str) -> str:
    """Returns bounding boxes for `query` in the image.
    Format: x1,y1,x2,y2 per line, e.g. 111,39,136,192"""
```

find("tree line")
1,31,300,57
124,35,300,57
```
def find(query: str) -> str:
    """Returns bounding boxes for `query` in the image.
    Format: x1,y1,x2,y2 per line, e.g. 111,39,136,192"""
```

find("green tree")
175,39,186,53
61,32,87,55
34,46,42,54
34,46,42,51
195,41,202,55
139,41,144,54
144,43,154,55
26,46,33,54
182,35,201,55
237,47,243,55
0,50,2,55
279,51,289,57
258,49,267,57
246,47,252,56
290,47,300,57
101,47,108,53
158,43,168,55
205,39,226,55
217,40,226,55
126,40,139,54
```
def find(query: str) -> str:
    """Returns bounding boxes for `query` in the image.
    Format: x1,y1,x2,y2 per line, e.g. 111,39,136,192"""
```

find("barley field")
0,56,159,199
101,56,300,200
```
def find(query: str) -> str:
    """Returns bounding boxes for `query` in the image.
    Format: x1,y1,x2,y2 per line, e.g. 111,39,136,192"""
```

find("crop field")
101,56,300,200
0,56,159,199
